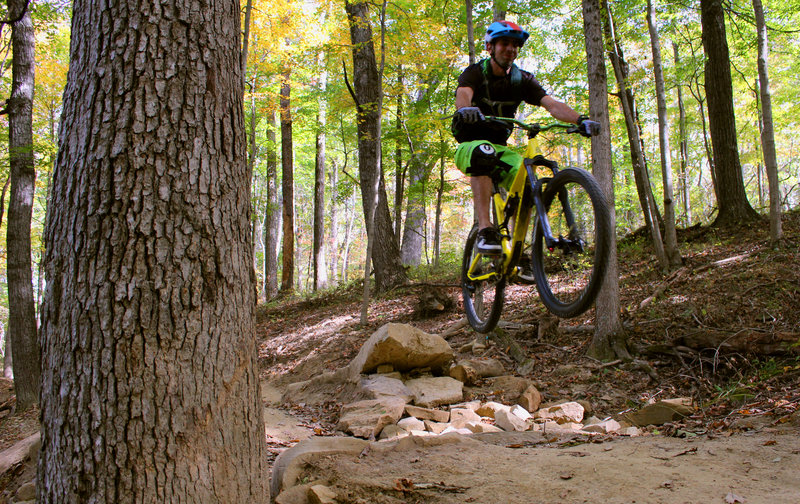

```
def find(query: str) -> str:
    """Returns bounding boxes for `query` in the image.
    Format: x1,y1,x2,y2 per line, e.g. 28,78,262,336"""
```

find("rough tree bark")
582,0,629,361
280,68,295,293
37,0,267,500
344,0,407,293
5,0,41,410
700,0,759,226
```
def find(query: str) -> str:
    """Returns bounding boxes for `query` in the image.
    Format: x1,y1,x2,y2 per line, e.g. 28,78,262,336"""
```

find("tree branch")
0,0,32,26
342,59,361,113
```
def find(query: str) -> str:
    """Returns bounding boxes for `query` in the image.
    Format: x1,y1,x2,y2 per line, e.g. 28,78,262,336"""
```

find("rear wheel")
461,225,505,333
531,168,611,318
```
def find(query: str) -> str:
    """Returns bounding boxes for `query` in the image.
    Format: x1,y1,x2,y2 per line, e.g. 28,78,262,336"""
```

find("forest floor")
1,212,799,503
255,211,800,503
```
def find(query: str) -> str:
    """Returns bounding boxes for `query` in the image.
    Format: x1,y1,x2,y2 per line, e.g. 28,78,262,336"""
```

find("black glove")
457,106,485,124
577,115,601,137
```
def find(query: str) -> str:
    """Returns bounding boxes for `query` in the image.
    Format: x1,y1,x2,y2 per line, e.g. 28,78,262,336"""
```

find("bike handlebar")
484,116,582,136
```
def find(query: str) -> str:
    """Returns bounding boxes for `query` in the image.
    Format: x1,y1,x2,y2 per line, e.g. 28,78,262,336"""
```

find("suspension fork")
526,156,578,248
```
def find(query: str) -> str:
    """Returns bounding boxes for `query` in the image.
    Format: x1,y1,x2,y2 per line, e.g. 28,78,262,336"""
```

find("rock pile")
273,323,697,503
284,323,690,441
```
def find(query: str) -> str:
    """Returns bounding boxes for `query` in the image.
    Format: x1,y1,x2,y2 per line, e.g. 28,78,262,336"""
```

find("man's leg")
470,175,494,230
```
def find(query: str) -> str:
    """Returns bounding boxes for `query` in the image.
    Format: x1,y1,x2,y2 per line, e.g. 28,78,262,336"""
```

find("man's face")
487,37,521,69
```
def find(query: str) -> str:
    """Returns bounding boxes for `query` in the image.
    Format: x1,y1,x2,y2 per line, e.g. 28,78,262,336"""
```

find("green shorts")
454,140,522,189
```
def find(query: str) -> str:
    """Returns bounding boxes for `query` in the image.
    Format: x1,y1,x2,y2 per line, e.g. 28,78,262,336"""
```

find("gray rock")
15,480,36,501
397,417,425,432
379,424,410,441
622,399,694,427
404,404,450,423
449,408,482,428
308,484,337,504
405,376,463,407
495,409,529,432
358,374,413,403
475,401,510,419
336,397,406,438
270,437,369,497
486,376,537,404
582,418,621,434
348,323,454,377
535,402,585,424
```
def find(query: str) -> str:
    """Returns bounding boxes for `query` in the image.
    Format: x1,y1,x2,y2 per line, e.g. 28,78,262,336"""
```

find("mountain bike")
461,117,612,333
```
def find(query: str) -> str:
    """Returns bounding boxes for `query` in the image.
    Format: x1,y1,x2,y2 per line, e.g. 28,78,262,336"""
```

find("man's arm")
540,95,581,124
456,86,475,109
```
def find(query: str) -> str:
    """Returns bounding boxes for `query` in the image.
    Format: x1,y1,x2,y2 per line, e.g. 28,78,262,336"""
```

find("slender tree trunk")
394,74,405,251
673,42,691,226
341,188,357,282
38,0,267,498
327,161,340,285
434,138,445,266
248,76,259,276
280,69,295,293
583,0,628,361
646,0,682,269
6,0,40,410
752,0,782,244
313,67,329,290
263,110,280,301
3,334,11,379
466,0,476,64
345,0,406,297
602,0,666,269
493,0,506,21
700,0,759,226
241,0,253,74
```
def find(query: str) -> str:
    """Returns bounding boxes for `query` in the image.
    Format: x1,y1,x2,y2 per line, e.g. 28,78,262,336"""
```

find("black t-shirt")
453,59,548,144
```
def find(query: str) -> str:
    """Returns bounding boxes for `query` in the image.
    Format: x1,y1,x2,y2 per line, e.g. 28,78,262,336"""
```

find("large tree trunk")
38,0,267,500
646,0,682,270
345,0,407,293
6,0,40,411
263,110,280,301
602,2,666,270
280,69,295,293
582,0,628,361
752,0,782,244
700,0,759,226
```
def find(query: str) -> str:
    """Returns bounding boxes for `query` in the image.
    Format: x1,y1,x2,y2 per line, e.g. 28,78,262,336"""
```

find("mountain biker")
452,20,600,255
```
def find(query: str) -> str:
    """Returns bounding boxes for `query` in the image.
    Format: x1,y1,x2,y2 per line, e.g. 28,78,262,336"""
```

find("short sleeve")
521,71,547,107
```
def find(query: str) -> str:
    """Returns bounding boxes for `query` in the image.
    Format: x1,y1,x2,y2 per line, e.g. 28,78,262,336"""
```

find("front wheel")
531,168,611,318
461,225,505,333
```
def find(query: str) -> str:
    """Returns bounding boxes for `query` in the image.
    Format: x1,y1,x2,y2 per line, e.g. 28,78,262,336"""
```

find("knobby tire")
531,167,611,318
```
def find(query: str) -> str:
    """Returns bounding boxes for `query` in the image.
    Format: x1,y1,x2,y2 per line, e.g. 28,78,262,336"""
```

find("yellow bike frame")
467,134,545,283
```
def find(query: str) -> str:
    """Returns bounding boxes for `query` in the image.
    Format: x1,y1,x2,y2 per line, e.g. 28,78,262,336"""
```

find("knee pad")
465,143,500,177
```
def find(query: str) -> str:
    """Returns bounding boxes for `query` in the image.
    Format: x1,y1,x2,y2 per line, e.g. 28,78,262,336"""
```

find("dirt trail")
262,378,800,504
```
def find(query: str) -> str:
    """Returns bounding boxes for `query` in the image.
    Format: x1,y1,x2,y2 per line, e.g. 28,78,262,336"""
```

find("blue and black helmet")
484,20,530,46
